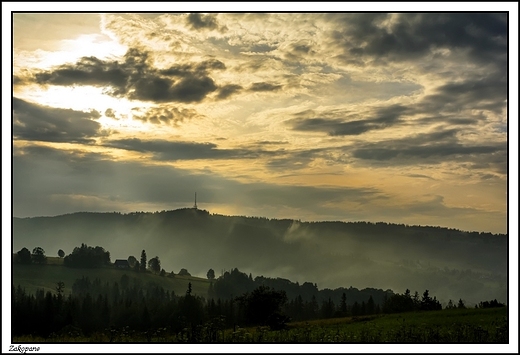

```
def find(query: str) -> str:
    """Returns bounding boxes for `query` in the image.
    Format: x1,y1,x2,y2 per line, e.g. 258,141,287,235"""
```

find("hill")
12,257,210,297
12,208,507,305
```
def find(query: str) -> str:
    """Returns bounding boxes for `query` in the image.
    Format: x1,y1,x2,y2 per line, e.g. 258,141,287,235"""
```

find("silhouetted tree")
446,299,455,309
458,298,466,309
16,247,32,264
419,289,442,311
478,299,506,308
236,285,289,329
140,250,147,272
55,281,65,296
321,297,335,318
32,247,46,264
160,268,166,277
63,244,110,268
58,249,65,258
177,284,205,328
207,268,215,280
367,295,375,315
351,301,361,316
178,268,191,276
148,256,161,274
340,292,348,316
127,255,137,268
421,289,432,310
412,291,420,310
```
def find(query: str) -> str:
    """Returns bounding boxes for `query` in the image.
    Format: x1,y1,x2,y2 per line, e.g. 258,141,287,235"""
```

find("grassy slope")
230,307,509,343
12,257,211,297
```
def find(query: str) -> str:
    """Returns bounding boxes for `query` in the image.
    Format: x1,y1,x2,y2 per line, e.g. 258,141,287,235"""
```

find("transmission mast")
193,192,198,209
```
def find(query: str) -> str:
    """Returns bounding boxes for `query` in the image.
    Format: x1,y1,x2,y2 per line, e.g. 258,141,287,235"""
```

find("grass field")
216,307,508,343
12,258,211,297
13,307,507,343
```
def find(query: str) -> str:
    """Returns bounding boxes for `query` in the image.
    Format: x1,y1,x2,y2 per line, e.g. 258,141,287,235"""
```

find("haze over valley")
13,208,507,306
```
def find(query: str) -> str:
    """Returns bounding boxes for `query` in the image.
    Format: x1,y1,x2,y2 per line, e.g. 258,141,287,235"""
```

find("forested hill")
12,208,507,305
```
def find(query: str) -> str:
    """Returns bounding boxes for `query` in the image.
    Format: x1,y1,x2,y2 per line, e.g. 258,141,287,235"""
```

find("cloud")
12,97,102,143
330,13,507,69
216,84,243,99
131,106,204,125
28,48,225,103
248,82,283,92
104,108,116,119
418,76,507,115
350,129,507,173
104,138,275,161
186,13,227,32
288,104,408,136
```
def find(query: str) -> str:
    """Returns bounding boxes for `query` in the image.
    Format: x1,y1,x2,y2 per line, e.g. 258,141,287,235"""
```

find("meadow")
12,257,210,297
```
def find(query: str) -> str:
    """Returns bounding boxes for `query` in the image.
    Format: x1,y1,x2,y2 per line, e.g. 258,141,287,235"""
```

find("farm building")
114,259,129,269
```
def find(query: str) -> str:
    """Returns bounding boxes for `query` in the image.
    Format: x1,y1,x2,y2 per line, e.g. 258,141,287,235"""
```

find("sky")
7,6,517,235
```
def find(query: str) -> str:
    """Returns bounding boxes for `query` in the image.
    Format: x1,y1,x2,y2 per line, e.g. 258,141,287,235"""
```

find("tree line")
13,244,193,278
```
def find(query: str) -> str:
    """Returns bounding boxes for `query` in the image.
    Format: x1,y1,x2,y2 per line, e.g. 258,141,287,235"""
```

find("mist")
12,209,507,305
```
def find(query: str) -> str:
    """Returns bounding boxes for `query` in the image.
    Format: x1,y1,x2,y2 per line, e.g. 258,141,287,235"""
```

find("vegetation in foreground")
13,307,507,343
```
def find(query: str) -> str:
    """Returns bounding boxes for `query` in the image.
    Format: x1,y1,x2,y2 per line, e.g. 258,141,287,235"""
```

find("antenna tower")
193,192,198,209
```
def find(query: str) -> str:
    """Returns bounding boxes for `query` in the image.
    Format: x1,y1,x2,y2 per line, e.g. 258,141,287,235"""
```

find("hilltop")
13,256,211,297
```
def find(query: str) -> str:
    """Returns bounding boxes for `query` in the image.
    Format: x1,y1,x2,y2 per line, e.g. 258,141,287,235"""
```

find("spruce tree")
140,250,147,272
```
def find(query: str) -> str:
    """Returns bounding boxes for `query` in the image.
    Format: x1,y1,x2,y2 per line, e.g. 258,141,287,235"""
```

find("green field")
14,307,507,343
12,258,211,297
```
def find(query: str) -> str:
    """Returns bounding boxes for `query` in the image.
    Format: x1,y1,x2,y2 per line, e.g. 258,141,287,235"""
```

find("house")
114,259,129,269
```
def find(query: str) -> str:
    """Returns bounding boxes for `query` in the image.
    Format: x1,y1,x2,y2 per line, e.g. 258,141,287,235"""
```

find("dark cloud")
216,84,243,99
34,56,126,87
134,75,217,103
331,13,507,70
288,104,408,136
418,76,507,115
416,116,480,126
186,13,226,32
104,138,275,161
104,108,116,119
350,129,507,172
12,97,102,143
404,174,437,180
132,106,204,125
160,59,226,76
291,43,313,54
353,144,501,161
252,140,289,146
283,41,315,61
29,48,225,103
248,82,283,92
